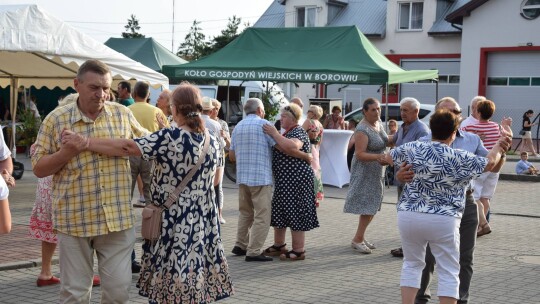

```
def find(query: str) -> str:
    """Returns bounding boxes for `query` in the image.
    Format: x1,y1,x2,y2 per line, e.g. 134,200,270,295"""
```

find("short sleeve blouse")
390,141,487,217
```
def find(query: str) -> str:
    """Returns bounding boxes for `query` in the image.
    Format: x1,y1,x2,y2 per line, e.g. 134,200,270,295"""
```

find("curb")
0,258,58,272
499,173,540,182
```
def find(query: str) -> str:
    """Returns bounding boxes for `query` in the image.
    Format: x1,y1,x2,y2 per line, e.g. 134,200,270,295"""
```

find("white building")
255,0,540,125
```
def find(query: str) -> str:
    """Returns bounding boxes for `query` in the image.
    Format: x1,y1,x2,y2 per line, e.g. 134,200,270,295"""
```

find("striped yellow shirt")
32,101,148,237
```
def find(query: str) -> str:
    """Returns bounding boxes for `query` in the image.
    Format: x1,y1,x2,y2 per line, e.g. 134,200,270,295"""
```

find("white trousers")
398,211,461,299
58,228,135,304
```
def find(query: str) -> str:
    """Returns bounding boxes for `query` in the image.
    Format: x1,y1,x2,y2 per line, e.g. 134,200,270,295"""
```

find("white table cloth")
319,129,353,188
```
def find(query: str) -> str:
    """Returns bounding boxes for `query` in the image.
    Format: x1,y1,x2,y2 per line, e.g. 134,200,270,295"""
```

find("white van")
150,80,287,125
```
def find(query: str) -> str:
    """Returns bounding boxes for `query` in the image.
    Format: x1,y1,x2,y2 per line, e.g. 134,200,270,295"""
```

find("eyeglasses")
284,106,297,119
451,109,462,115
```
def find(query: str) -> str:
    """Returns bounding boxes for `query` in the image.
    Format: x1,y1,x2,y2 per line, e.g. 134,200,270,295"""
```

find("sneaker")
138,195,146,202
351,241,372,254
133,202,146,208
219,217,226,224
363,239,376,250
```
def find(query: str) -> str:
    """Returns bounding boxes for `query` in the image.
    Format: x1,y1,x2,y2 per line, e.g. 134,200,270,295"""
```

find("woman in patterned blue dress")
381,109,511,304
262,103,319,261
344,98,388,254
63,83,234,303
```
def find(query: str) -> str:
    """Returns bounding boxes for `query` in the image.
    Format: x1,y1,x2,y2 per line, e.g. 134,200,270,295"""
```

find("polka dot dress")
271,126,320,231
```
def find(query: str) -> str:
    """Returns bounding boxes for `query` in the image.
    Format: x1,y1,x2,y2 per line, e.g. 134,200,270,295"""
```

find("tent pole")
435,79,439,102
225,80,230,124
9,78,18,158
385,83,389,130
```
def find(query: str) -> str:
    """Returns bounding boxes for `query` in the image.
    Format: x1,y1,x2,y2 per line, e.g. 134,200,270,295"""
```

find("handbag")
519,129,526,136
141,130,210,241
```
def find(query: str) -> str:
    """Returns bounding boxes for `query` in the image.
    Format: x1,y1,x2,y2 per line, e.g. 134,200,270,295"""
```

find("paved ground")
1,156,539,303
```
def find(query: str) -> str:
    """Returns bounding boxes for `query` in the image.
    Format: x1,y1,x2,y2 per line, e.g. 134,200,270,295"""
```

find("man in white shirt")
460,96,486,129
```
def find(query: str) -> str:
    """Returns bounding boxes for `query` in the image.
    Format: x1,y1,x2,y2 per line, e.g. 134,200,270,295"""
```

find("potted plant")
16,108,40,153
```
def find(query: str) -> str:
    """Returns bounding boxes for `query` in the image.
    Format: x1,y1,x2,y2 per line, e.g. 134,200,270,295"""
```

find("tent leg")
384,83,389,130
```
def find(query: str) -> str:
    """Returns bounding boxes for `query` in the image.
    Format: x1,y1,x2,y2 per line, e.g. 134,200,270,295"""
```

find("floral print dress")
136,127,234,303
28,144,56,243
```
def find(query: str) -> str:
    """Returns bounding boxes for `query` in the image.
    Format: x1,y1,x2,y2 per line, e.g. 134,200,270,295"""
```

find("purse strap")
162,129,210,209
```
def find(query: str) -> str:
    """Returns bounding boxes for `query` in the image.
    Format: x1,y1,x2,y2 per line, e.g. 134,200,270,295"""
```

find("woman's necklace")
283,125,299,137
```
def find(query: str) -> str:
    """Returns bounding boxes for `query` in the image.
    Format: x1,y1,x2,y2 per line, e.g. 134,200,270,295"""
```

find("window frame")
296,6,317,27
397,1,424,31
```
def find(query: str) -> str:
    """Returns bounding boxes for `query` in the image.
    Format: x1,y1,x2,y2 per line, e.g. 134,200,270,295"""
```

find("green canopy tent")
162,26,438,85
105,37,187,72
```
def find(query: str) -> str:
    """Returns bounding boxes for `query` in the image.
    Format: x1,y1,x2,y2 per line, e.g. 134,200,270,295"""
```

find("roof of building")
255,0,480,37
445,0,489,25
254,0,386,37
327,0,386,37
253,1,285,28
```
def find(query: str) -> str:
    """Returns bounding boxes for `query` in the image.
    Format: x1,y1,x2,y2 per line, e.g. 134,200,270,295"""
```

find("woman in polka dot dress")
263,103,320,261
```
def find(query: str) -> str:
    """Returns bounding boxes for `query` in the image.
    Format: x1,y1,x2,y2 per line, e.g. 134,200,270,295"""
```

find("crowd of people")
0,58,533,304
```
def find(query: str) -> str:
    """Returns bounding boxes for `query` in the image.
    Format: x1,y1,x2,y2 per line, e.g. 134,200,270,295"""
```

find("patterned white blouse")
390,141,488,218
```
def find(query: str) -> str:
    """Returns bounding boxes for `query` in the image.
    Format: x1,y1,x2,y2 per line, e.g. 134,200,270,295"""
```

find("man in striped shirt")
32,60,147,303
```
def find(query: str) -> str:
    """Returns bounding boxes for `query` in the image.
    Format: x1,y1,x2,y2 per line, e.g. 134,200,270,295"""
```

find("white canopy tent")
0,4,169,155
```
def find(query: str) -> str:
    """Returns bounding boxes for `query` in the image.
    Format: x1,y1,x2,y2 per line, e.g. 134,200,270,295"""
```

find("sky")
2,0,274,53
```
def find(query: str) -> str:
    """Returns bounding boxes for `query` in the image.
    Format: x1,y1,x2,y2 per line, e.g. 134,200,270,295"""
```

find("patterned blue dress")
135,127,234,303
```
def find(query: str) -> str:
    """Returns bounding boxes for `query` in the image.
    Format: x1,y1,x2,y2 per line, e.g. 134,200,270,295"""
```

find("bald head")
290,97,303,109
435,97,462,120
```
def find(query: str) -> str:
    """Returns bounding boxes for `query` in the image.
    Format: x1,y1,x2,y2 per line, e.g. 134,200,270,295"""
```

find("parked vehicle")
150,81,287,126
344,103,435,128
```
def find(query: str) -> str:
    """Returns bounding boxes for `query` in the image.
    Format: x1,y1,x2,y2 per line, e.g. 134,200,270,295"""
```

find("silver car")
344,103,435,128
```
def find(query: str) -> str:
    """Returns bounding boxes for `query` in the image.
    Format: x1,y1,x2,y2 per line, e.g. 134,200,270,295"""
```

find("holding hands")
498,117,513,152
1,169,15,187
377,154,389,166
500,117,513,137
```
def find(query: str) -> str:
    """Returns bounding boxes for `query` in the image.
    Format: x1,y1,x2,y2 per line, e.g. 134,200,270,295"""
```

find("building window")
398,1,423,30
448,75,460,84
509,77,531,86
488,77,540,86
415,75,458,84
297,6,317,27
521,0,540,20
487,77,508,86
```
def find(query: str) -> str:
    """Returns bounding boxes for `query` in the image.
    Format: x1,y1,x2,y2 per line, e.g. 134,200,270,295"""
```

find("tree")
206,16,242,55
122,14,145,38
177,20,209,61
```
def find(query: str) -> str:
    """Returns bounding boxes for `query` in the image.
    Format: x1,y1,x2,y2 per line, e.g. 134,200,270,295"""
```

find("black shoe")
231,246,247,256
132,261,142,273
245,254,273,262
